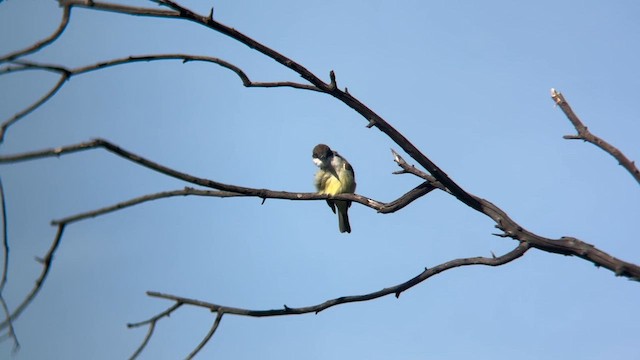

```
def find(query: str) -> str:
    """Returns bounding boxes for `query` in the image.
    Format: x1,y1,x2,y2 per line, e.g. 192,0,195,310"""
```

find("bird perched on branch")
312,144,356,233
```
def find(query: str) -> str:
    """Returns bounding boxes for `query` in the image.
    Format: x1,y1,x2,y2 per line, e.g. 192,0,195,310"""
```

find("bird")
312,144,356,233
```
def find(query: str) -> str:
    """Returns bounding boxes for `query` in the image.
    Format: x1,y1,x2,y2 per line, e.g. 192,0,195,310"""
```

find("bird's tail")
336,201,351,233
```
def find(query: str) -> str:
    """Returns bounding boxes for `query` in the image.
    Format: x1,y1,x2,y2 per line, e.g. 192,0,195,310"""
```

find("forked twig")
551,88,640,184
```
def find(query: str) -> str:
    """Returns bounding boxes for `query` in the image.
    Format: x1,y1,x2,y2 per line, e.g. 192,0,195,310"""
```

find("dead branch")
0,138,429,214
0,6,71,63
551,88,640,185
131,242,529,355
0,0,637,357
393,151,640,280
126,302,183,360
186,312,224,360
0,225,65,332
56,0,480,209
0,54,319,142
0,178,19,351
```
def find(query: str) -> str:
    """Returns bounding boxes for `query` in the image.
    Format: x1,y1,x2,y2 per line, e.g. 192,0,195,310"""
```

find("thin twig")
0,224,66,332
53,0,480,210
0,74,68,143
0,54,319,141
393,149,640,281
0,178,9,292
551,88,640,185
0,178,18,350
3,55,320,92
0,6,71,63
51,188,247,225
185,312,224,360
127,321,155,360
127,302,182,360
0,138,428,214
147,242,530,317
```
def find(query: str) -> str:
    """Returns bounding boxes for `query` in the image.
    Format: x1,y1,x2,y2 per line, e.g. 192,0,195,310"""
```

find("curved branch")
51,187,248,226
0,54,318,142
0,74,68,143
0,178,9,292
551,89,640,185
0,178,19,350
186,312,223,360
147,242,530,317
55,0,479,210
148,0,482,211
122,242,528,356
0,6,71,63
393,148,640,281
3,55,320,92
0,224,65,332
127,302,182,360
0,139,431,214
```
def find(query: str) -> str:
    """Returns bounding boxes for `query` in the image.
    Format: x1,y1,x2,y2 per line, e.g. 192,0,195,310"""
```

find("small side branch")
185,312,224,360
0,139,432,214
0,224,65,332
0,6,71,63
0,178,19,351
0,74,68,143
0,54,319,141
551,88,640,185
392,148,640,280
125,243,528,356
127,302,183,360
146,242,530,318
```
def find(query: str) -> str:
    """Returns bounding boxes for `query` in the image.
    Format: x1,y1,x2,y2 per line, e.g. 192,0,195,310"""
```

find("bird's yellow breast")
315,167,356,195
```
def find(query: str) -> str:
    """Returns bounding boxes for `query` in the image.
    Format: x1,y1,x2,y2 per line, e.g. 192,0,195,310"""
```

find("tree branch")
0,177,19,351
56,0,481,211
123,242,529,355
0,54,319,142
185,312,223,360
147,242,530,317
126,302,183,360
0,224,65,332
0,74,68,143
0,138,431,214
393,147,640,281
551,88,640,185
0,6,71,63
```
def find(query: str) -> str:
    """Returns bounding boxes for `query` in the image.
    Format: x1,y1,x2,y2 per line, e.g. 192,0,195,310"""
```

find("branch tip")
329,70,337,90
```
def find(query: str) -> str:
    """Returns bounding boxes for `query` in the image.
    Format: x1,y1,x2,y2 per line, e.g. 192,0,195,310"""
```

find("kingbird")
312,144,356,233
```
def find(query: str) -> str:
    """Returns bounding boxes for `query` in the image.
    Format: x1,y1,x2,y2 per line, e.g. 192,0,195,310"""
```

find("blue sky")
1,0,639,359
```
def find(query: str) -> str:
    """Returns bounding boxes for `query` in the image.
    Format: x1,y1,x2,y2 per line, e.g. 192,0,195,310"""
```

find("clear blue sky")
1,0,639,359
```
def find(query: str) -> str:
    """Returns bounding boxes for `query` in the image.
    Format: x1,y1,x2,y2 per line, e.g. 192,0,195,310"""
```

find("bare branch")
128,321,155,360
551,88,640,185
0,178,18,350
185,312,224,360
0,178,9,293
0,6,71,63
59,0,179,18
147,242,530,318
392,149,640,280
128,243,528,355
51,0,479,210
127,302,182,360
0,54,319,141
0,139,430,214
3,55,320,92
0,74,68,143
51,188,248,226
0,224,65,332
